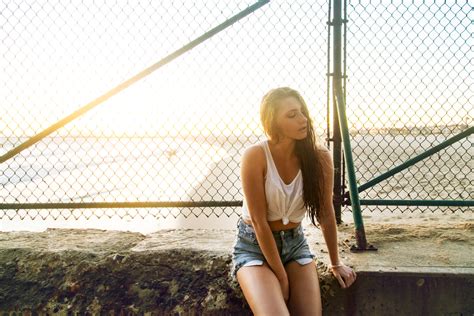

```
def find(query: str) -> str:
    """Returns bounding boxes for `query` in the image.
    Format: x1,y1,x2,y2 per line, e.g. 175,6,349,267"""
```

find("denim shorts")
231,217,315,280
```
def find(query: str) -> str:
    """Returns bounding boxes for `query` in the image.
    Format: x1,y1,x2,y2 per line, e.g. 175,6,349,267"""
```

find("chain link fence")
0,1,330,226
344,0,472,214
0,1,471,229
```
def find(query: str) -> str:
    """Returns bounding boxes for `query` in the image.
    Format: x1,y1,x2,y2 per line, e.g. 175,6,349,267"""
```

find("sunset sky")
0,0,471,139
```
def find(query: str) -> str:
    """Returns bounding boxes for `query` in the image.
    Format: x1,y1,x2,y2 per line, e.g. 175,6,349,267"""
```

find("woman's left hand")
330,263,357,288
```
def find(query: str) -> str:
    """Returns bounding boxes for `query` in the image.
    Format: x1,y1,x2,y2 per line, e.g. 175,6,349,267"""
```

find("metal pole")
327,0,343,224
356,200,474,207
0,201,242,210
333,0,374,252
332,105,343,224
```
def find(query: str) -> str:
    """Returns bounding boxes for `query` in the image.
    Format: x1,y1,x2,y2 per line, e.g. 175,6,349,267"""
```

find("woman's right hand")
277,274,290,302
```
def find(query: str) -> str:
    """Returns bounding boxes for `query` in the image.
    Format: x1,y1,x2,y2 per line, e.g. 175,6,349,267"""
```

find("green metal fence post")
332,0,375,252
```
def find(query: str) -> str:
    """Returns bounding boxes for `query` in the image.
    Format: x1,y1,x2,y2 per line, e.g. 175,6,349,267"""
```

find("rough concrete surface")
0,212,472,315
0,228,338,315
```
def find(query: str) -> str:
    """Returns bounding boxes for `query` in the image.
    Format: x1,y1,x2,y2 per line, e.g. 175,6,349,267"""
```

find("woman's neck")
268,138,296,160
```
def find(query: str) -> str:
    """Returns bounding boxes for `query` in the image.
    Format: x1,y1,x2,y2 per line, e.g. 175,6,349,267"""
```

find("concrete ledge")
0,229,338,315
0,224,473,315
325,271,474,316
0,229,241,314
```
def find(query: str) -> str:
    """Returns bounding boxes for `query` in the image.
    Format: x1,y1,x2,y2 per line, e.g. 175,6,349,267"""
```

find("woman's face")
274,96,308,141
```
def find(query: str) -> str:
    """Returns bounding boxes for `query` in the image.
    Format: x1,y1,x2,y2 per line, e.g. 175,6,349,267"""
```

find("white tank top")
241,140,306,224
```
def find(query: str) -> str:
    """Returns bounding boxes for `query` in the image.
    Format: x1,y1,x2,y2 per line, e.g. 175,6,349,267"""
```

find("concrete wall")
0,229,472,315
325,271,474,316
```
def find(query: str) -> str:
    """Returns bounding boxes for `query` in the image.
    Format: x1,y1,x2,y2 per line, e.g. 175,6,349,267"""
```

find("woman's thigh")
236,262,290,316
285,260,322,316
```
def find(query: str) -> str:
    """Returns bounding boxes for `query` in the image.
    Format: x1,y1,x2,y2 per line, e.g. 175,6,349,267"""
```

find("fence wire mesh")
0,1,471,226
344,0,472,214
0,1,330,223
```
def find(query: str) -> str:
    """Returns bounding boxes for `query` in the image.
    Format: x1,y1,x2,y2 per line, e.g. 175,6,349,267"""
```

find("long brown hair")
260,87,325,224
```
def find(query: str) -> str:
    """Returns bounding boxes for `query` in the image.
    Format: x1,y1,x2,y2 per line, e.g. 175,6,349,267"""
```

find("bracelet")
329,262,344,269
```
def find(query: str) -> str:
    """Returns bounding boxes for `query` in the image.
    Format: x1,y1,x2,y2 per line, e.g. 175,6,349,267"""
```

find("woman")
231,87,356,315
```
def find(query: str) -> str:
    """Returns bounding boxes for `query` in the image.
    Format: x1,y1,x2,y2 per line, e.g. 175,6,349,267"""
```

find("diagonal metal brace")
0,0,269,164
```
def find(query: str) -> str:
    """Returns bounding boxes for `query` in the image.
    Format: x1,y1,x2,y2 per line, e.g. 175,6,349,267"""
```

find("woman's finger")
342,273,351,284
335,273,347,288
349,267,356,276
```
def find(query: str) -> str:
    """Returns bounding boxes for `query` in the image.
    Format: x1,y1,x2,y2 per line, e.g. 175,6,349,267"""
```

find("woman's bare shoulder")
242,143,266,163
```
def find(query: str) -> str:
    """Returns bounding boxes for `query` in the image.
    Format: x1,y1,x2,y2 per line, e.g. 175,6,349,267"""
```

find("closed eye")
288,110,303,118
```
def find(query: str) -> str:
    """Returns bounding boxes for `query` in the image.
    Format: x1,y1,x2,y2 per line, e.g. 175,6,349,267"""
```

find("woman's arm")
240,145,289,299
317,149,357,288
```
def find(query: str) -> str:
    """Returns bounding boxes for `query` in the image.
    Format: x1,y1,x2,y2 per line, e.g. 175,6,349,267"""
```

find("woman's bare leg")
285,260,322,316
236,262,290,315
